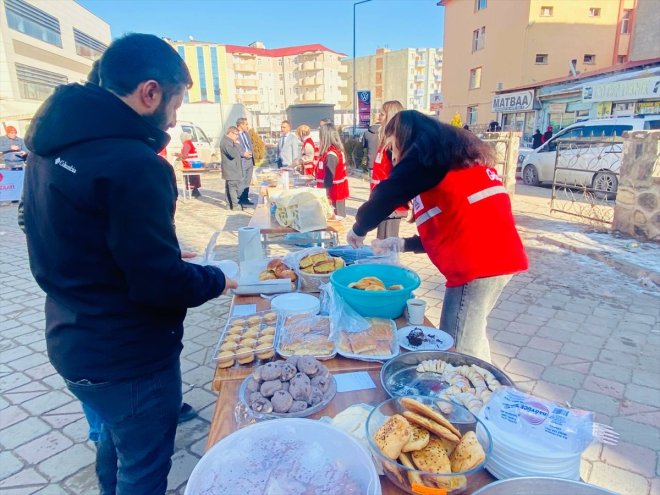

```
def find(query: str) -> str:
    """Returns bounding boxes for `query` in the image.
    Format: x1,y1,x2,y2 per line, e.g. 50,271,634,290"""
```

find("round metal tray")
380,350,514,398
472,477,618,495
239,374,337,419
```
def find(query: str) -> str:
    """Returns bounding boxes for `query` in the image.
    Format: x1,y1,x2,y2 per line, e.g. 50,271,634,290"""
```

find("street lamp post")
353,0,372,136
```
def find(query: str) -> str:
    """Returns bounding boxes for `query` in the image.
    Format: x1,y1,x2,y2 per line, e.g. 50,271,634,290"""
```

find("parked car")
518,115,660,196
165,121,220,168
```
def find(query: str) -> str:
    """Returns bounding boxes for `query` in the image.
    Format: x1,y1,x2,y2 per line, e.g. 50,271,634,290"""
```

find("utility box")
286,104,335,130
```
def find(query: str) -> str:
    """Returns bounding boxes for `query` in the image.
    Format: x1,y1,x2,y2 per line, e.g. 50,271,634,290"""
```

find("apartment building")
168,40,348,113
439,0,641,126
343,47,443,117
0,0,110,129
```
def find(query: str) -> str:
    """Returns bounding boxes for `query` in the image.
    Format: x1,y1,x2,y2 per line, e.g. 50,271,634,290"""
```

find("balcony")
338,79,348,87
237,93,259,103
301,61,322,71
234,62,257,73
235,78,258,88
414,89,424,97
302,92,323,103
415,59,426,67
338,64,348,73
415,74,425,82
301,76,322,86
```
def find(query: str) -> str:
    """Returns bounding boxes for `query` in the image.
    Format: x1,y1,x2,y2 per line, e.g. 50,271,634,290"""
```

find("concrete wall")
629,0,660,62
613,131,660,241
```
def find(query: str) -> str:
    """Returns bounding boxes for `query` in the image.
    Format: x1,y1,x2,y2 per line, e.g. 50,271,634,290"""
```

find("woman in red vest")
316,123,349,216
295,124,318,176
347,111,528,363
370,100,407,239
176,132,202,198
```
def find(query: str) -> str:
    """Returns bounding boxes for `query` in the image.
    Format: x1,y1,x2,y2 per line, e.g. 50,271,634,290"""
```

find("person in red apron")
347,110,528,363
317,123,349,216
370,100,406,239
176,132,202,197
295,124,318,176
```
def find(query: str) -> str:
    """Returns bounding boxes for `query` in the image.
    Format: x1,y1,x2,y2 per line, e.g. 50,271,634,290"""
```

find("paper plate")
271,292,320,316
397,325,454,351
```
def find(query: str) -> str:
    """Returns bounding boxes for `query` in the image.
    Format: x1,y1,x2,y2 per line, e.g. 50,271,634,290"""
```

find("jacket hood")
26,83,170,156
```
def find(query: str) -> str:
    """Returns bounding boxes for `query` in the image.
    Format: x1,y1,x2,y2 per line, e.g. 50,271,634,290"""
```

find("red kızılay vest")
316,145,349,202
181,139,198,168
370,145,408,215
412,165,528,287
301,137,318,176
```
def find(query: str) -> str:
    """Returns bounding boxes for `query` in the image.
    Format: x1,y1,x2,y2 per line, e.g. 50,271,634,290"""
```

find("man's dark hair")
384,110,494,171
87,60,100,85
236,117,248,126
281,120,290,126
98,34,192,100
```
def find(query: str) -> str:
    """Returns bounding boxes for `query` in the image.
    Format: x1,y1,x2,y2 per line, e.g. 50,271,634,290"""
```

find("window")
73,29,107,60
540,6,553,17
472,27,486,51
5,0,62,47
583,54,596,64
176,46,189,103
15,62,67,100
210,47,221,101
535,54,548,64
467,106,478,125
279,74,283,80
469,67,482,89
617,55,627,64
196,47,207,101
279,89,284,95
474,0,487,11
589,7,601,17
621,9,632,34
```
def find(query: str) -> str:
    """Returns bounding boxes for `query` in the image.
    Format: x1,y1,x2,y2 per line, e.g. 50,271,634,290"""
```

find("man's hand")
371,237,404,255
242,151,251,158
347,229,365,248
181,251,198,259
222,277,238,295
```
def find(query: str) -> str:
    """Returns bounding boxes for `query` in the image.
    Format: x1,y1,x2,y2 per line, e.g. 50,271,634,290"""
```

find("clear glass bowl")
366,396,493,494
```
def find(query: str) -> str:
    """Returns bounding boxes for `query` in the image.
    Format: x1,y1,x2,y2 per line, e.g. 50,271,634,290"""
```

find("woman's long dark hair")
384,110,494,170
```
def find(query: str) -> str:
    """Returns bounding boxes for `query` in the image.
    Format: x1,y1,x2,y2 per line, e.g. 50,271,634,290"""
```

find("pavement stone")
1,178,658,494
0,450,24,479
625,384,660,408
0,404,29,429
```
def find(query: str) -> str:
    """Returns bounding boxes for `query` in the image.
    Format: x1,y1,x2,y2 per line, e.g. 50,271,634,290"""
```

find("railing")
549,138,622,225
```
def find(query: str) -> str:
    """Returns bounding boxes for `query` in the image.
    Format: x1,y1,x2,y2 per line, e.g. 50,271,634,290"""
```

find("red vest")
370,146,407,215
317,145,349,202
412,165,528,287
181,140,198,168
301,137,318,176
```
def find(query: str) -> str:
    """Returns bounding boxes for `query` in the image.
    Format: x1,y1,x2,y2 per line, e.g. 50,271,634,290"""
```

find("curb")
538,234,660,288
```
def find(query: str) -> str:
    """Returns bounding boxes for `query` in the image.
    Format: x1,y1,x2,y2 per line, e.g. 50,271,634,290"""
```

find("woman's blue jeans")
65,363,182,495
440,274,513,363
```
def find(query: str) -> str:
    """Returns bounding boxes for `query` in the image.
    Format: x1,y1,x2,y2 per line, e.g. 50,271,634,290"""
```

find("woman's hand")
222,277,238,295
347,229,365,248
371,237,404,255
180,251,198,259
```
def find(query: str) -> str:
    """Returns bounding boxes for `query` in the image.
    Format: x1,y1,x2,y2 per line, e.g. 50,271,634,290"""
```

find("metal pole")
353,0,372,136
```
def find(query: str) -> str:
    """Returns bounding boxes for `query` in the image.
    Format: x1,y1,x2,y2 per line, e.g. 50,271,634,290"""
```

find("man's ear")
138,80,162,111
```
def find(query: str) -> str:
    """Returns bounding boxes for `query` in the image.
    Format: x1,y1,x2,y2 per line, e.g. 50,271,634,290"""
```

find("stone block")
21,390,73,416
532,381,576,405
591,361,632,383
632,369,660,389
0,468,47,489
561,342,600,361
625,383,660,408
0,405,29,430
612,417,660,450
601,441,658,478
167,449,201,493
542,367,586,388
583,375,625,399
0,417,51,449
38,444,95,482
3,346,33,364
0,451,24,479
493,330,530,346
517,347,555,366
504,358,545,380
572,390,620,417
587,462,649,495
527,336,563,353
0,372,31,393
14,431,73,464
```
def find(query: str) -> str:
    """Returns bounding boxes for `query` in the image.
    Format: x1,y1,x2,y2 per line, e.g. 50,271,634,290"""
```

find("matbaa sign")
491,90,534,113
582,76,660,103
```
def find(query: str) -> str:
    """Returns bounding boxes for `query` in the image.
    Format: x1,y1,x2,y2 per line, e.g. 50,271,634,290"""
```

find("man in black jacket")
362,115,381,176
22,34,237,495
221,126,244,210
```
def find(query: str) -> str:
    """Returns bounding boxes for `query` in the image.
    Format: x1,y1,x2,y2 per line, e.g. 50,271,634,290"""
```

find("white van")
519,115,660,196
165,121,220,167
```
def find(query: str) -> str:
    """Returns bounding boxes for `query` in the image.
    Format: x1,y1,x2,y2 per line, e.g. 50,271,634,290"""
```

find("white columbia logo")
55,157,77,174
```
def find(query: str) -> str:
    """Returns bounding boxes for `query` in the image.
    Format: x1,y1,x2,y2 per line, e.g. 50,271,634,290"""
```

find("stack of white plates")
476,415,581,481
271,292,320,317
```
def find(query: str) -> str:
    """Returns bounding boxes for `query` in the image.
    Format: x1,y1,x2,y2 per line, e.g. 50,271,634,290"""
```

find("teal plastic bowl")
330,264,421,319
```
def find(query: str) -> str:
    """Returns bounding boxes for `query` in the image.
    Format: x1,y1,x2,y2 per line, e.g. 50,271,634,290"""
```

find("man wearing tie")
236,118,254,206
276,120,300,169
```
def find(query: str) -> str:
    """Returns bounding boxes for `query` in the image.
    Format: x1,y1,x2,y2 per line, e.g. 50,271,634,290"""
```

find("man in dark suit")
236,117,254,206
220,126,243,210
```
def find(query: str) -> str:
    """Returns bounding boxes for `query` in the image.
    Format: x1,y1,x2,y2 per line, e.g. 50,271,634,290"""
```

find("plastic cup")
406,298,426,325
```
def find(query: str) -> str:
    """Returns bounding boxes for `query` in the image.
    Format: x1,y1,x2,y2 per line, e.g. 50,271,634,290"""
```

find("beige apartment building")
169,40,348,114
343,48,443,117
0,0,110,132
439,0,640,126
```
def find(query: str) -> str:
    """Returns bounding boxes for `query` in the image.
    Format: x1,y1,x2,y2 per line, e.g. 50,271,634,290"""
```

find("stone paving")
0,173,658,495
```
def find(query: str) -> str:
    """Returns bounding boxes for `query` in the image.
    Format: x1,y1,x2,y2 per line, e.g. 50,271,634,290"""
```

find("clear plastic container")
276,315,337,360
185,418,381,495
337,317,400,362
213,310,279,367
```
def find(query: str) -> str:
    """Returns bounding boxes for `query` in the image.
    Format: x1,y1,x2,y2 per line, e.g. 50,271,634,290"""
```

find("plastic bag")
282,247,342,293
353,240,400,266
325,283,370,335
273,188,333,232
481,387,594,454
277,314,337,360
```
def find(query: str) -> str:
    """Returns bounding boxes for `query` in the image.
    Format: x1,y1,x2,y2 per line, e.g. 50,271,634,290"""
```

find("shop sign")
430,92,443,112
491,90,535,112
596,102,612,118
582,76,660,103
546,102,567,114
636,101,660,115
0,170,24,202
357,90,371,128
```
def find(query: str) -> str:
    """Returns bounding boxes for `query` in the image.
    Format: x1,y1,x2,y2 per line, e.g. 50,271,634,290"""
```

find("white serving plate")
396,325,454,351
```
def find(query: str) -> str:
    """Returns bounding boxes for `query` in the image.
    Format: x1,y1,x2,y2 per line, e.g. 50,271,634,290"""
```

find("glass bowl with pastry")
330,263,420,319
366,396,492,494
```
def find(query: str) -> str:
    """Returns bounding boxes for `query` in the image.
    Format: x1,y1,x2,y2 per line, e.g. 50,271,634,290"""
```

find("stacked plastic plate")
476,414,581,481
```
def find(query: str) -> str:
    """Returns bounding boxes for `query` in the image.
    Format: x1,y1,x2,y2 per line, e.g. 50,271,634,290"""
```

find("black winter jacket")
23,83,227,382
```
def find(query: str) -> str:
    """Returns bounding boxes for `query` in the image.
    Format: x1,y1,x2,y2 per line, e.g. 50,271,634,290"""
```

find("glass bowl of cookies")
214,311,279,368
366,396,492,494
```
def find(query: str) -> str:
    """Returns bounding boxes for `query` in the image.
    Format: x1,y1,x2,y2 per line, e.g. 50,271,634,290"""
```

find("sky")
76,0,445,57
